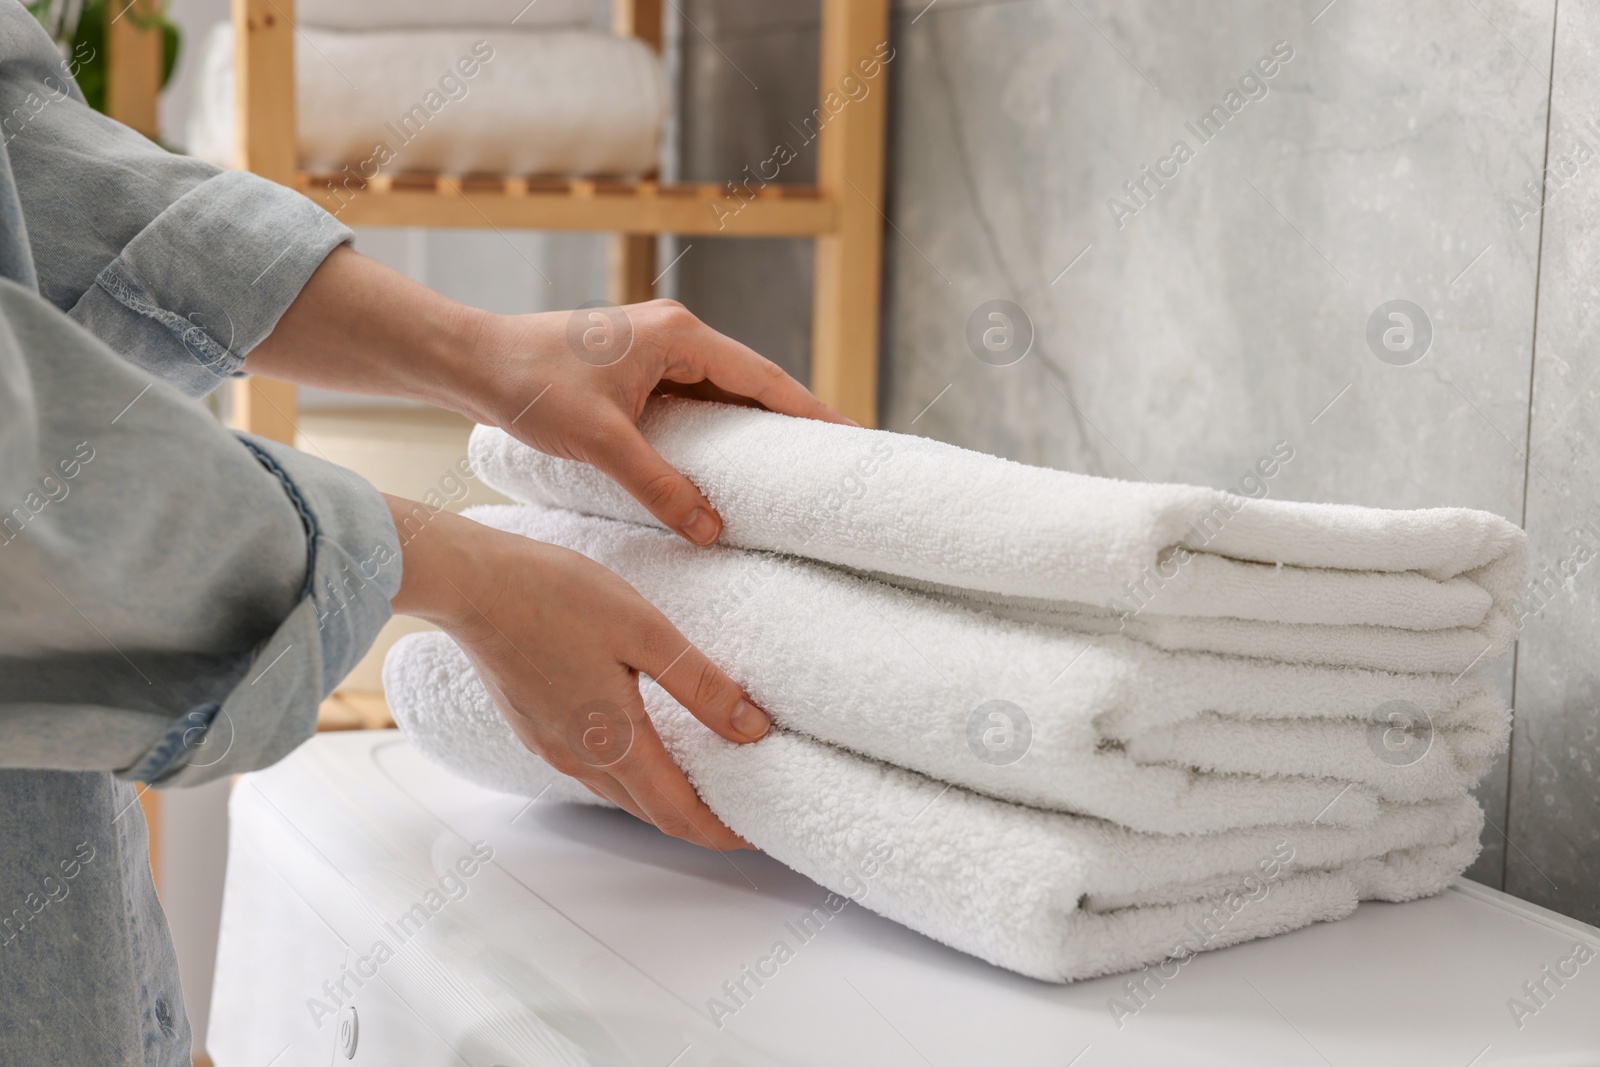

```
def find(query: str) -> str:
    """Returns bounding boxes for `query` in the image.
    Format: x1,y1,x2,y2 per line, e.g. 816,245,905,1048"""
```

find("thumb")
590,416,723,546
639,622,771,744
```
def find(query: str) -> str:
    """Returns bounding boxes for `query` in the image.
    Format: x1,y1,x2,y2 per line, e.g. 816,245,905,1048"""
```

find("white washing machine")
208,732,1600,1066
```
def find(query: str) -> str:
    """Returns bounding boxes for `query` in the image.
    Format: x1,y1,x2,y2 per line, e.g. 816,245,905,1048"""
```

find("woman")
0,4,843,1061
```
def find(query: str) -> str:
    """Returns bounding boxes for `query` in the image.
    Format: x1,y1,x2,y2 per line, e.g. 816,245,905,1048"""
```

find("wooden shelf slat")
810,0,890,427
317,689,394,732
106,0,163,138
297,175,839,236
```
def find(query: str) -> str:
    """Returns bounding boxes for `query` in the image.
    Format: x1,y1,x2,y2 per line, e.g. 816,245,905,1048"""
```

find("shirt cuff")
132,436,401,786
65,169,352,398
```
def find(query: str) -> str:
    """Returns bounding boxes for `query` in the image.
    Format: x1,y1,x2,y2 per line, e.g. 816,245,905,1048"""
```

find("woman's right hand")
385,497,767,851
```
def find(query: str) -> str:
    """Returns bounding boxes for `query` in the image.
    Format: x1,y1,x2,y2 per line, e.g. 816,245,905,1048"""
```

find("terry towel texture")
460,504,1507,835
188,26,666,177
469,400,1527,674
383,401,1521,981
385,631,1483,983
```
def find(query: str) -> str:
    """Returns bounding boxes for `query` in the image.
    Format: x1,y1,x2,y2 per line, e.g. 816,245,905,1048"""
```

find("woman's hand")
453,298,854,545
246,248,854,546
388,498,765,850
247,250,843,849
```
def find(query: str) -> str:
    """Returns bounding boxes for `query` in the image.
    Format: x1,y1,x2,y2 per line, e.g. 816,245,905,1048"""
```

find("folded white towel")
384,631,1484,982
947,596,1514,676
187,26,666,177
297,0,592,30
469,400,1526,673
459,503,1509,834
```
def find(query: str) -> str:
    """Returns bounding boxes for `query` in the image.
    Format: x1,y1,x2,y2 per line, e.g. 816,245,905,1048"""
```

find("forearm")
253,245,848,551
385,494,491,628
244,247,501,418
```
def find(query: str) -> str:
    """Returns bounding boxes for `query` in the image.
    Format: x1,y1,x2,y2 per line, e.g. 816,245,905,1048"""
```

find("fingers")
556,717,747,849
655,379,767,410
586,414,723,545
658,312,857,427
578,304,860,544
579,775,647,819
606,725,751,850
639,626,771,744
548,680,753,850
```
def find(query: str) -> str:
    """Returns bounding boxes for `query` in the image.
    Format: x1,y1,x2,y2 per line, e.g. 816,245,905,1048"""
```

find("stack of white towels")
188,0,666,176
384,399,1525,982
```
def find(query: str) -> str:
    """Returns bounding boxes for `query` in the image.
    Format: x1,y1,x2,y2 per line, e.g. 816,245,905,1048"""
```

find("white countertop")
208,732,1600,1066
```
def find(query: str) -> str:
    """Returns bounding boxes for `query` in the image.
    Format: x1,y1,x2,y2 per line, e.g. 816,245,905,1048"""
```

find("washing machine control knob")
337,1005,359,1059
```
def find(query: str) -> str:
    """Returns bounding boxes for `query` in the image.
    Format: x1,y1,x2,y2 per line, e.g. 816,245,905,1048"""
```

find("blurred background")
92,0,1599,1052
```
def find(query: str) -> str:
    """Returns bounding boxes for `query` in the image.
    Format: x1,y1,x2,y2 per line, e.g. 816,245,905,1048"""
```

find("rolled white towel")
468,399,1526,673
297,0,593,30
455,503,1508,834
186,25,666,177
383,630,1484,983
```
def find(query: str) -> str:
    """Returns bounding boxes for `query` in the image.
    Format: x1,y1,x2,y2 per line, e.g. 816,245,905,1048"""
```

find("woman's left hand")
247,248,853,546
455,298,854,546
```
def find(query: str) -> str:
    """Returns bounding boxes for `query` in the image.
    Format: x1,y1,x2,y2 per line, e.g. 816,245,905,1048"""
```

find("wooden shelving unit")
300,174,837,235
229,0,891,436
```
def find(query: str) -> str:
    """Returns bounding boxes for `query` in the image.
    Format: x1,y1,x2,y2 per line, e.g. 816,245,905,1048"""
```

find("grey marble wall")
1511,0,1600,922
672,0,1600,915
881,0,1549,893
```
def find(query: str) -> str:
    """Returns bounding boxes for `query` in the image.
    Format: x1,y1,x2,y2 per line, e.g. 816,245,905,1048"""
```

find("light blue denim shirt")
0,5,401,1063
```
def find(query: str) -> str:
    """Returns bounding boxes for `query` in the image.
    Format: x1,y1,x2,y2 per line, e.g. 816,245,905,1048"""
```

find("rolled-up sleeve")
125,436,401,786
0,284,400,786
65,170,353,396
0,4,396,783
1,1,351,394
